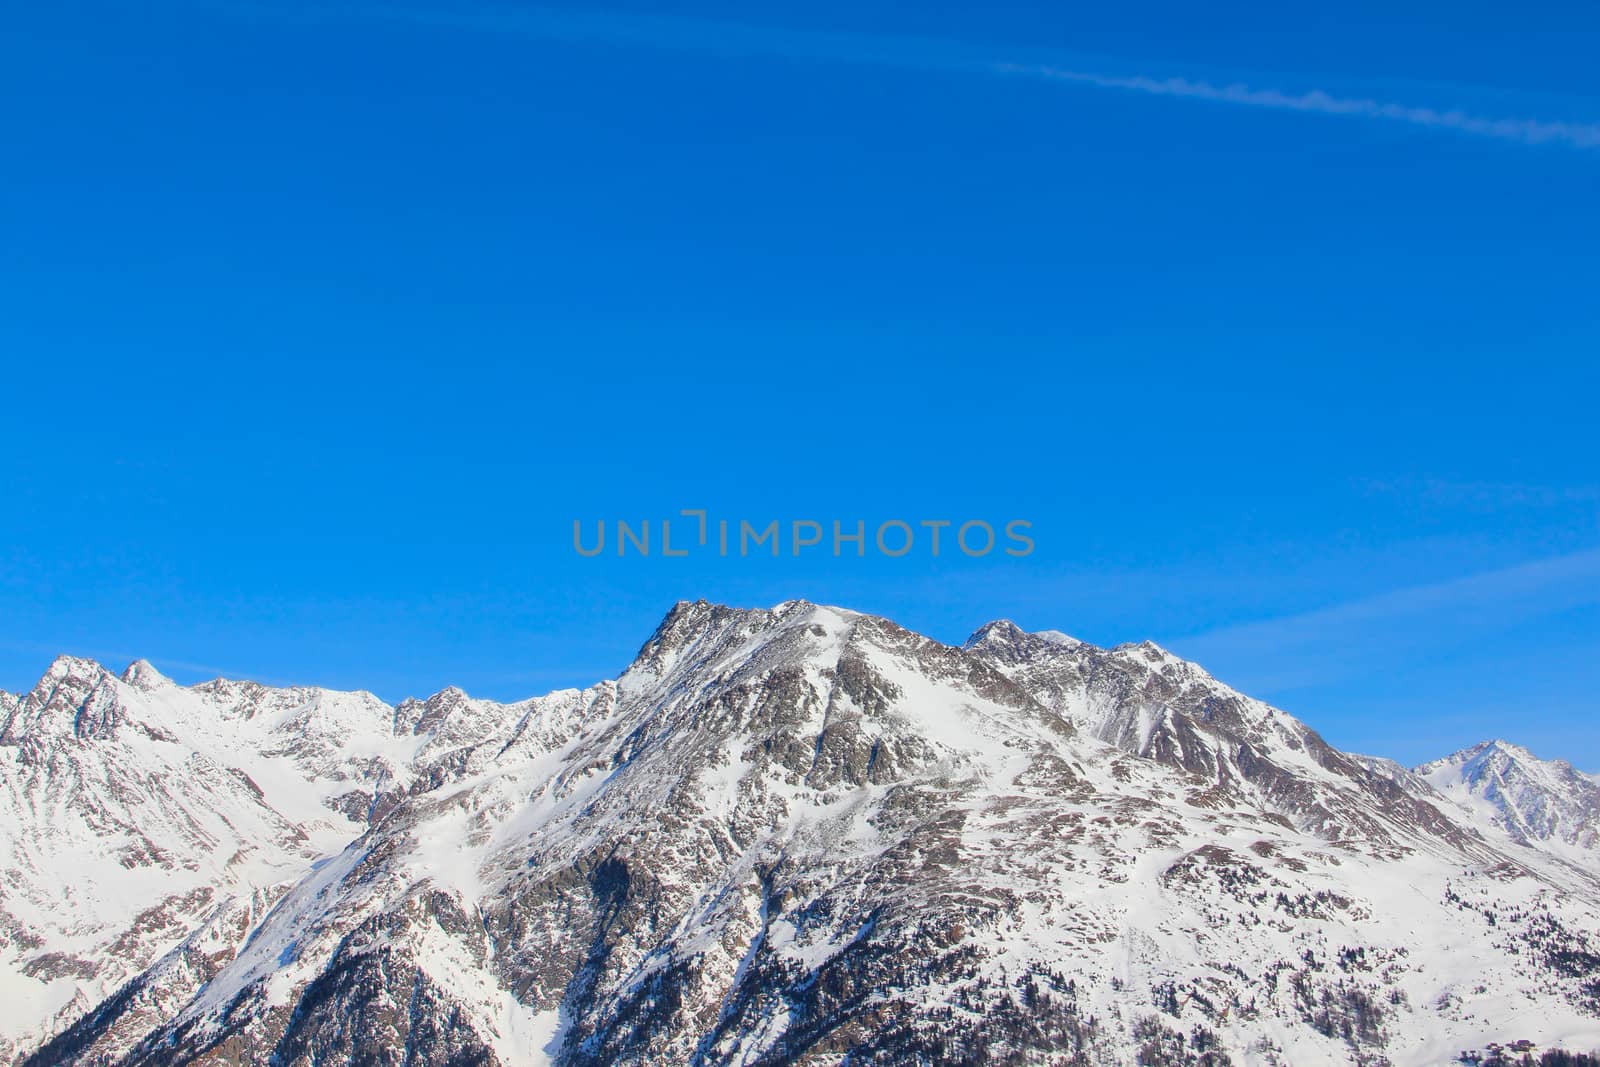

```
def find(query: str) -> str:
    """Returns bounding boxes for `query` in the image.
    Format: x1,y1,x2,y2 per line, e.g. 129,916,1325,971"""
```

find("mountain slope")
7,602,1600,1067
962,620,1476,853
0,655,391,1062
1418,740,1600,863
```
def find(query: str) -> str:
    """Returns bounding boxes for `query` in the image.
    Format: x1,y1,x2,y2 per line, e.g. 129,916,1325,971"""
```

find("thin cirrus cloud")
1363,477,1600,509
243,3,1600,151
998,65,1600,150
1165,546,1600,693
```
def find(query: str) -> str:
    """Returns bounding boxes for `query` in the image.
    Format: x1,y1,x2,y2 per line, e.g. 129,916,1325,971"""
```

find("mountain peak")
42,653,111,684
625,598,861,680
120,658,173,691
1110,637,1177,659
1476,738,1585,777
963,618,1025,647
1,655,124,747
1418,737,1600,855
1421,738,1558,775
1477,737,1534,758
963,619,1084,653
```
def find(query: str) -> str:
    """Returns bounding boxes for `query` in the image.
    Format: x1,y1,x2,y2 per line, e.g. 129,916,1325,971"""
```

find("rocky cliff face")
5,601,1599,1066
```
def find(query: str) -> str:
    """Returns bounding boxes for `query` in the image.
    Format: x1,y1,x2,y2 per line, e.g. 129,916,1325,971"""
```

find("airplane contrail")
240,3,1600,151
998,64,1600,149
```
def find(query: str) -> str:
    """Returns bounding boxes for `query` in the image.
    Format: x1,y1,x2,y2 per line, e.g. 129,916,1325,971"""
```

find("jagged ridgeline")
3,600,1599,1066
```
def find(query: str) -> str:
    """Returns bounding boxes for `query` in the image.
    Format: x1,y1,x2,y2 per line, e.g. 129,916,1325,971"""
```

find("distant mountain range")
2,600,1597,1065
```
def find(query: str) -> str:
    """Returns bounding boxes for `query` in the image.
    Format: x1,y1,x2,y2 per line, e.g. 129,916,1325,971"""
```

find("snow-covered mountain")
0,655,392,1062
3,601,1598,1066
1418,740,1600,864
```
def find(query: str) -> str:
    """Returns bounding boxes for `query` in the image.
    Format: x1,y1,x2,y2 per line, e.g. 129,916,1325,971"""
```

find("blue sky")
4,1,1597,768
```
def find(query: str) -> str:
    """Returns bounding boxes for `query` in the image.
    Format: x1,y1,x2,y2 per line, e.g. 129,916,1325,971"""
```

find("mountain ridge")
3,600,1598,1066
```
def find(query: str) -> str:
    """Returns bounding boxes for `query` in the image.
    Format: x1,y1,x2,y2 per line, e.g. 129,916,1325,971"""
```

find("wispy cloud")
1363,476,1600,510
242,3,1600,152
1167,547,1600,691
998,65,1600,150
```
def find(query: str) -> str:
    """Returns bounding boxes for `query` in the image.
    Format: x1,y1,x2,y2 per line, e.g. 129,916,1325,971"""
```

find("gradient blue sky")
4,1,1598,768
